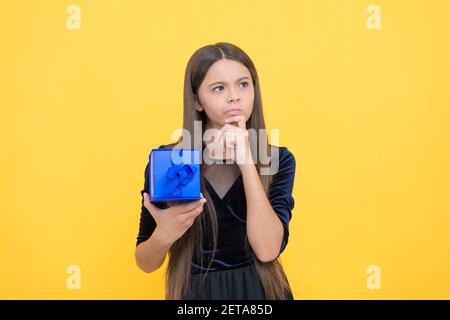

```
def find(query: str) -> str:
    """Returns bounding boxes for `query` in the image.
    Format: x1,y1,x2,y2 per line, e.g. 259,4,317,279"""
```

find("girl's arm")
240,163,284,262
135,193,206,273
216,116,291,262
135,227,172,273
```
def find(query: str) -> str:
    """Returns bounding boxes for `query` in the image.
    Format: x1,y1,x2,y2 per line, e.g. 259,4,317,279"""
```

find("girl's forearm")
135,227,173,273
240,163,284,262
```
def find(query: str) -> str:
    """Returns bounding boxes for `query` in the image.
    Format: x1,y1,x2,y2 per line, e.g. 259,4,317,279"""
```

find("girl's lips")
225,108,242,115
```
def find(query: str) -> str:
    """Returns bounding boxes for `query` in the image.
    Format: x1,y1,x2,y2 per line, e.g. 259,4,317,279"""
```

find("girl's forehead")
204,59,251,80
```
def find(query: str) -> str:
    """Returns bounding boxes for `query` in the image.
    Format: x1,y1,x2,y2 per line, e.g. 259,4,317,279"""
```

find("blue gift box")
148,148,201,202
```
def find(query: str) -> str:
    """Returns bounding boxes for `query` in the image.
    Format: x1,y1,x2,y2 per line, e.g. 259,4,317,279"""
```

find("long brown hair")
163,42,291,299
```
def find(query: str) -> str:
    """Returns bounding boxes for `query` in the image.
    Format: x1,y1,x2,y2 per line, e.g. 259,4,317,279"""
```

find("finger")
143,192,160,219
225,114,245,124
219,125,236,145
174,196,207,214
212,129,225,146
205,128,223,144
220,127,241,159
211,125,240,159
225,115,246,129
238,118,246,130
184,201,206,220
222,125,248,141
225,127,246,147
205,127,226,158
208,130,227,159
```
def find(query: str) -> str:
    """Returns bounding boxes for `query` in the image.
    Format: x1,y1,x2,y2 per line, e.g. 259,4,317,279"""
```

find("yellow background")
1,0,449,299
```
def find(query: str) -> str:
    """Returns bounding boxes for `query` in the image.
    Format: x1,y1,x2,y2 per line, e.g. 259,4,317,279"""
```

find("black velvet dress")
136,145,296,300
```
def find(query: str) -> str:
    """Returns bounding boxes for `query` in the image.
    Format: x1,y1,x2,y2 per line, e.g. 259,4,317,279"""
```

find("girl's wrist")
236,143,255,169
238,159,257,174
152,226,173,249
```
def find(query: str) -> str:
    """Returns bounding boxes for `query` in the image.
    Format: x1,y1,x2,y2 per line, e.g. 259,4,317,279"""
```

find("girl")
135,42,296,300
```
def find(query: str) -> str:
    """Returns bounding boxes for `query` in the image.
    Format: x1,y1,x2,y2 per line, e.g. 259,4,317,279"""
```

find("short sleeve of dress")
136,147,168,247
268,147,296,258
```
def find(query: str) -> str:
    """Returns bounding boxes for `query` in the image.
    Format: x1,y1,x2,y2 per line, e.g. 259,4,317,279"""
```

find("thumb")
143,192,161,219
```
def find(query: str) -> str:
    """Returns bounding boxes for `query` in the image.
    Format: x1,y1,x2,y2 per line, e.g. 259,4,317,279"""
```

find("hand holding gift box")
148,148,201,202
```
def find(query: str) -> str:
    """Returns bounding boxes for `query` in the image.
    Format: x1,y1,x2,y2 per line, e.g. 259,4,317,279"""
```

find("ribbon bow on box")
149,147,200,202
163,151,198,197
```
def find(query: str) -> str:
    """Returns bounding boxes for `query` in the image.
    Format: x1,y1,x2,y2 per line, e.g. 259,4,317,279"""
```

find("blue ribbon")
163,151,198,196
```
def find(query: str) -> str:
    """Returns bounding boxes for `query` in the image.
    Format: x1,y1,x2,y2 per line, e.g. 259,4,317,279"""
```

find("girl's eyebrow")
208,76,250,87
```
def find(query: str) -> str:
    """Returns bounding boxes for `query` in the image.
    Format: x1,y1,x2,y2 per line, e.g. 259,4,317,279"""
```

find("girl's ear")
194,95,204,112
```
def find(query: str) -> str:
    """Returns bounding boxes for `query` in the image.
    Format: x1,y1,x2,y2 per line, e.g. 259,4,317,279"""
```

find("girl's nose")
227,85,241,102
228,91,240,102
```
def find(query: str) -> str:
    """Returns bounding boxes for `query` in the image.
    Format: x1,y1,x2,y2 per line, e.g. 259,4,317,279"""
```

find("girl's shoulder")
157,142,179,149
266,145,296,178
269,145,295,163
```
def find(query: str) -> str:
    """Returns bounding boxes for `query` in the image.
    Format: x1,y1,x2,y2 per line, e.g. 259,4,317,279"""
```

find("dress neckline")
204,174,243,201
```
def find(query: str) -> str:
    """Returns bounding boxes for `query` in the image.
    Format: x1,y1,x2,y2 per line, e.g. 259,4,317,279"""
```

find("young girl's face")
195,59,254,130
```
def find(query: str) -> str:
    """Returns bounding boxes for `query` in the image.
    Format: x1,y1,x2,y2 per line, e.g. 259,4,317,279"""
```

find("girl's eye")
212,86,224,92
212,82,249,92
